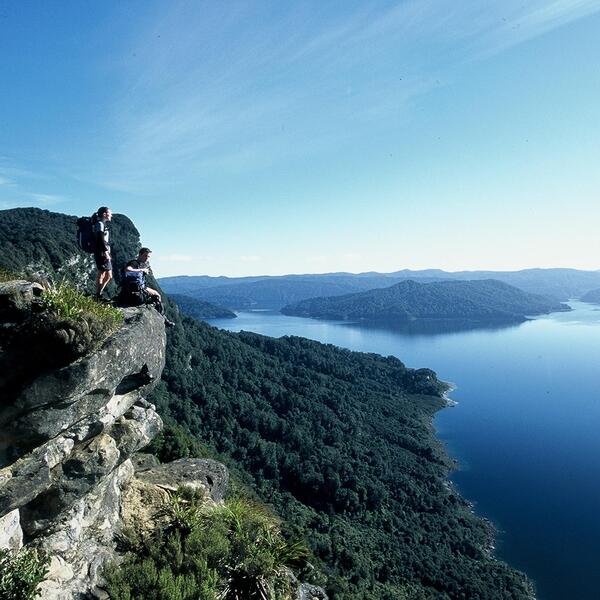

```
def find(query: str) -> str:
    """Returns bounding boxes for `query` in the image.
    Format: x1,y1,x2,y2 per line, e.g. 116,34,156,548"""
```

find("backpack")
122,269,145,293
76,216,96,253
120,268,147,306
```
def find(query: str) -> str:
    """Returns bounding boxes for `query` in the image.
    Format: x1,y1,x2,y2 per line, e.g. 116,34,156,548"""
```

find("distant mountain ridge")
581,288,600,304
281,279,569,322
159,268,600,308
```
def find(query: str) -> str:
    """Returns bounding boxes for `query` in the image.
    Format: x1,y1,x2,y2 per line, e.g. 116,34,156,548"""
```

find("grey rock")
109,404,163,458
136,458,229,502
0,435,73,515
119,457,231,544
0,509,23,552
0,280,43,323
298,584,328,600
19,405,162,537
1,307,166,453
0,295,237,600
0,304,168,598
36,460,134,600
131,452,160,473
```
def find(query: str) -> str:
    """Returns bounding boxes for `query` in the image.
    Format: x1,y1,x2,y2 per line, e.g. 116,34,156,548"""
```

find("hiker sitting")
119,247,174,327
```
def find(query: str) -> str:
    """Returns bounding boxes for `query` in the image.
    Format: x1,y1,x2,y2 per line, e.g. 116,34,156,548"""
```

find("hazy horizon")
157,265,600,279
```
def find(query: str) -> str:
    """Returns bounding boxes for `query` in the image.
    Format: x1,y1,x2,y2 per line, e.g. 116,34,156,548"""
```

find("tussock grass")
41,281,123,332
105,489,309,600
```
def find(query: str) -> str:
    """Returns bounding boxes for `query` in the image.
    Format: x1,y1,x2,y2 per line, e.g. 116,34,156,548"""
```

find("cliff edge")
0,281,172,598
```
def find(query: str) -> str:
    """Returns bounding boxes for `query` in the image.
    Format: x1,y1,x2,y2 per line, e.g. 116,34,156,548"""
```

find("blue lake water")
208,302,600,600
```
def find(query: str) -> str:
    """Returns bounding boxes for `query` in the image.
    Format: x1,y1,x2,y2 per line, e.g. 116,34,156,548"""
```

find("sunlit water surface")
208,302,600,600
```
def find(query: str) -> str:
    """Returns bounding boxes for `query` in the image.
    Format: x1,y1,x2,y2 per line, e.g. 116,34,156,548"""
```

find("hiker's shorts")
95,253,112,272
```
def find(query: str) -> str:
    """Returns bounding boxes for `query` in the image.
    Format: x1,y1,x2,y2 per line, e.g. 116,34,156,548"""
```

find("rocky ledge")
0,281,326,600
0,281,175,598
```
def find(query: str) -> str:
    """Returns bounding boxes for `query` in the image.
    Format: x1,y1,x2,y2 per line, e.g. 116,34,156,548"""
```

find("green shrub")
41,281,122,330
0,548,49,600
104,490,309,600
147,423,215,463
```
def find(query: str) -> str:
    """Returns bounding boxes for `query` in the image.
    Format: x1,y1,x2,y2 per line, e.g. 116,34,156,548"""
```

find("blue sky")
1,1,600,277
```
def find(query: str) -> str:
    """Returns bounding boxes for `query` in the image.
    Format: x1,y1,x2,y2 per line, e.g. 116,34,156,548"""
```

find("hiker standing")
121,247,174,327
93,206,113,298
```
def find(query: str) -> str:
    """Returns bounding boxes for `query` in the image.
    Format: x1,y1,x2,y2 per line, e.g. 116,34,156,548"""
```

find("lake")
208,302,600,600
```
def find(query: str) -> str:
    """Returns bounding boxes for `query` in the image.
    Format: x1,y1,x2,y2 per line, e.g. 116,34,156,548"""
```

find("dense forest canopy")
0,208,534,599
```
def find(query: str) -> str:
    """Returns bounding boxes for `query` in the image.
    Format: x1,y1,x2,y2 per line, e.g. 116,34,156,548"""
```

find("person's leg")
98,270,112,295
145,295,174,326
95,270,103,296
155,299,165,316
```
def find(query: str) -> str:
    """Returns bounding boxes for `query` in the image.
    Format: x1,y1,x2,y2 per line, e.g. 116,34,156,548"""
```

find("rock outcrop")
0,281,169,598
0,281,325,600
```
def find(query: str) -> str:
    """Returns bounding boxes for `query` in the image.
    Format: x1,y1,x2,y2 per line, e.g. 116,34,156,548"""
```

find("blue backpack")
119,268,146,306
76,216,96,253
122,269,145,293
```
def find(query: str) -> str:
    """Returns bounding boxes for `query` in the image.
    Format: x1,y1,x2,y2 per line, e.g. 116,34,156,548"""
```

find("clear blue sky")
1,1,600,277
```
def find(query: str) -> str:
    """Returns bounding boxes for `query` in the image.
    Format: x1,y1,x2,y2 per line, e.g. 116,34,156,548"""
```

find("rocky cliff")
0,281,228,599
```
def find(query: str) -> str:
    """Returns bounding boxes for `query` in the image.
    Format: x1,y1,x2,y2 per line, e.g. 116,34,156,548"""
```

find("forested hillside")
169,293,237,320
0,208,534,599
282,279,568,322
581,288,600,304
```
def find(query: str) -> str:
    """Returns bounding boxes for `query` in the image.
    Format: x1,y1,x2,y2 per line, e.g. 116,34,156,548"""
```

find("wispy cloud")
239,255,261,263
84,1,600,192
468,0,600,58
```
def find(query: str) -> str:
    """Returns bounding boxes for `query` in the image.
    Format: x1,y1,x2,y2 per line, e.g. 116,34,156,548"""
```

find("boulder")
0,509,23,553
0,280,43,323
35,460,135,600
135,458,229,503
0,287,235,599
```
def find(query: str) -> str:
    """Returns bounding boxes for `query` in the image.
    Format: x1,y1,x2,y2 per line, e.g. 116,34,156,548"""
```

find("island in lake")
281,279,570,322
